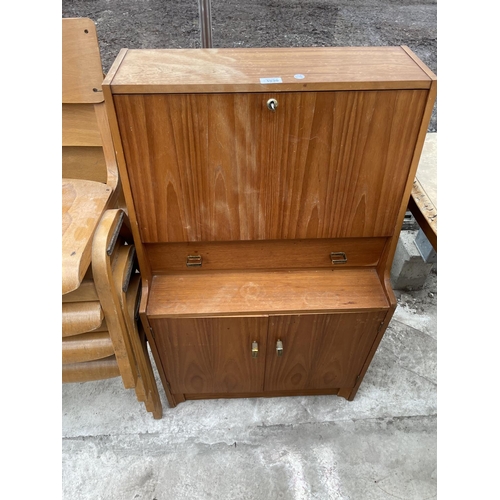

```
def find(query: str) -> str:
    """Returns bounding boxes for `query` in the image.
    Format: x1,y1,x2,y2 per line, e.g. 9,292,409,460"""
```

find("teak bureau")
103,46,436,407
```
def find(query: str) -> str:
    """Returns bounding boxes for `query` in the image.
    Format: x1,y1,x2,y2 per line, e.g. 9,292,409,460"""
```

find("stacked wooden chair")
62,17,162,419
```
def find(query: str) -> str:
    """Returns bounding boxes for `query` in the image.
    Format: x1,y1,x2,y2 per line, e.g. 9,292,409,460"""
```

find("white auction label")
260,77,283,84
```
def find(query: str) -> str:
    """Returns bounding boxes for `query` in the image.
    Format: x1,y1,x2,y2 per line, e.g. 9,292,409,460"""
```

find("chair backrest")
62,18,118,188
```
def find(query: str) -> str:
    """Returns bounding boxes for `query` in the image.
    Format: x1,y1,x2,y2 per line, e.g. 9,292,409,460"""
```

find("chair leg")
92,209,137,389
125,275,163,419
93,209,162,418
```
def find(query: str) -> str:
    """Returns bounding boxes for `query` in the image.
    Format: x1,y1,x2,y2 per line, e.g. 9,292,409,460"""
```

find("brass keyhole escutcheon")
276,339,283,356
267,98,278,111
252,341,259,358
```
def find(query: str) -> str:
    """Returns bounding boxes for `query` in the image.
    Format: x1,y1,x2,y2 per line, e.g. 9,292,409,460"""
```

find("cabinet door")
150,317,268,394
264,312,387,392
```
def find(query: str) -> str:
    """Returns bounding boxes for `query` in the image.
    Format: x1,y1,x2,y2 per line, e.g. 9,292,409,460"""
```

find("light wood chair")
62,17,162,418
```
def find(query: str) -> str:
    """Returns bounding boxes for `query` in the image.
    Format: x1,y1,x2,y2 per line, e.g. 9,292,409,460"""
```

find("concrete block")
415,228,437,263
391,230,433,290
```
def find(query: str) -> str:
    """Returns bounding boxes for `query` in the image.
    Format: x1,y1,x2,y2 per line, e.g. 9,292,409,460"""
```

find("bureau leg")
172,394,186,405
338,387,355,401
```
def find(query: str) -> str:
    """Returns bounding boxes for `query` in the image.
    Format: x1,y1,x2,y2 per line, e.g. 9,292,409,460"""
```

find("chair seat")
62,301,104,337
62,355,120,383
62,178,112,294
62,331,115,364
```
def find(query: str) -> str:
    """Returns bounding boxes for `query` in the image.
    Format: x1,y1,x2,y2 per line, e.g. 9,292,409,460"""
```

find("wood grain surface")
62,301,104,337
115,90,426,243
145,237,387,272
62,355,120,383
62,279,99,303
181,388,340,401
105,47,432,94
62,146,107,183
409,133,437,250
92,209,137,389
62,17,104,104
62,179,112,294
62,331,114,364
264,311,387,391
147,268,389,318
151,317,268,394
409,180,437,250
62,103,102,146
126,275,163,418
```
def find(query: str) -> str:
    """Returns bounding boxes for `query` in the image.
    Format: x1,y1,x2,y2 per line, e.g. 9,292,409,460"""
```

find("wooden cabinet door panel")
150,317,268,394
264,312,387,392
114,90,426,243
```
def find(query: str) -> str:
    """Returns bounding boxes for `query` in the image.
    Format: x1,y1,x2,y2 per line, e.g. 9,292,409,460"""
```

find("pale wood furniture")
103,46,437,407
409,133,437,250
62,18,162,418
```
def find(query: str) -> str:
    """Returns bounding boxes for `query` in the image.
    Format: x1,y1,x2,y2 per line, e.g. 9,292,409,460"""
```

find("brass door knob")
252,341,259,358
276,339,283,356
267,98,278,111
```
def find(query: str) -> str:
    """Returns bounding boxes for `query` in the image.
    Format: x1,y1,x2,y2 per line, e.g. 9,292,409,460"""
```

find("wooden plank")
62,179,112,294
414,133,437,209
147,268,389,318
62,146,107,183
62,355,120,383
114,90,427,242
62,104,102,146
408,132,437,250
62,331,114,364
145,238,387,272
150,317,268,394
104,47,432,94
62,301,104,337
408,181,437,250
62,18,104,103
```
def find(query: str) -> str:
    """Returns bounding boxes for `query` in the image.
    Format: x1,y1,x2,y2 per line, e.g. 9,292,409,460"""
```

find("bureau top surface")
104,46,434,94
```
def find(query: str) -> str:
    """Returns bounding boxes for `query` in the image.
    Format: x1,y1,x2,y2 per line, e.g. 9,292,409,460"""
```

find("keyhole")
267,98,278,111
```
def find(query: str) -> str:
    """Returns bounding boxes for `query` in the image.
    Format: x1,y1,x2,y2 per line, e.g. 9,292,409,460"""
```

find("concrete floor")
62,276,437,500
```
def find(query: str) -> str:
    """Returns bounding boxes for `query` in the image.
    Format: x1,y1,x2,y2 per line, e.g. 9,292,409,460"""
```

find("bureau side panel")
114,91,427,243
